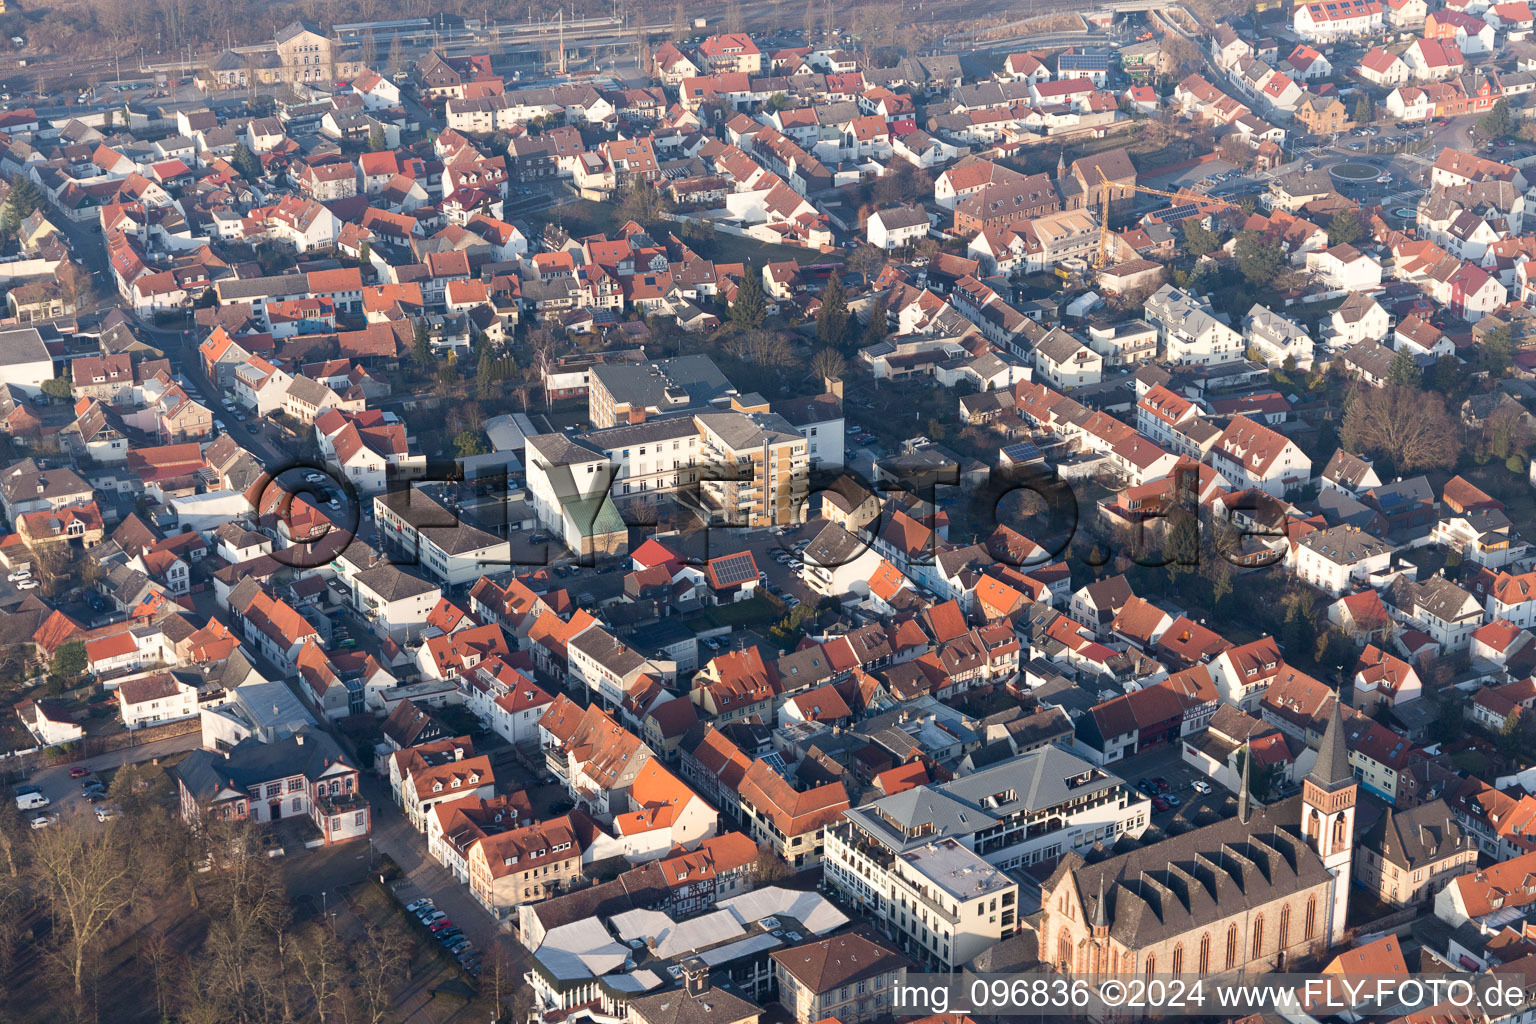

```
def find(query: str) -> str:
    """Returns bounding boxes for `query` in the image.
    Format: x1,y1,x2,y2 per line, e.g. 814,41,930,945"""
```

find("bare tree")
291,922,346,1023
30,819,138,998
350,921,410,1024
482,934,524,1024
1340,384,1460,473
725,329,794,368
140,927,177,1023
0,798,23,878
810,347,846,384
753,845,791,883
725,0,745,33
198,819,291,1023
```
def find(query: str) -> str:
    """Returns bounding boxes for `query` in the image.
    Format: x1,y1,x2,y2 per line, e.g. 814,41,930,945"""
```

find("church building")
1037,702,1358,977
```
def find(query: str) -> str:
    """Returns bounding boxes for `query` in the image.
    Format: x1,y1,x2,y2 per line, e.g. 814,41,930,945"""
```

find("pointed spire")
1307,700,1354,792
1238,740,1252,824
1092,872,1109,930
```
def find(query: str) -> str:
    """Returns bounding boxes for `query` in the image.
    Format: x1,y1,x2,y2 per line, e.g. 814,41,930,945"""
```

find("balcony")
315,790,367,815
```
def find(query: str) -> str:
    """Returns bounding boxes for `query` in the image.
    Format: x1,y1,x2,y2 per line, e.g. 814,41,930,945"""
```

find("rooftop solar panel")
1001,442,1045,464
710,552,757,585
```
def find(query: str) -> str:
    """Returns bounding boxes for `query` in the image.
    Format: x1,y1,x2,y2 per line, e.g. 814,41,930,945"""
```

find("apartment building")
825,748,1150,931
524,432,628,558
373,487,512,586
695,411,809,527
771,933,913,1024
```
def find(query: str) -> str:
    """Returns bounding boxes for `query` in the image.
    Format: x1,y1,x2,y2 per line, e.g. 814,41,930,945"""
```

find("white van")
15,792,49,810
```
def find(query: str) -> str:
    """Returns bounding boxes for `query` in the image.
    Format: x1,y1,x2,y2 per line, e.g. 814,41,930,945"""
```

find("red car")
68,766,90,778
429,919,455,933
1151,796,1171,813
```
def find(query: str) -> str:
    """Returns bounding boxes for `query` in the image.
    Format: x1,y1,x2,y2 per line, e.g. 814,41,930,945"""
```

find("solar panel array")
1001,442,1045,464
710,552,757,585
1060,53,1111,70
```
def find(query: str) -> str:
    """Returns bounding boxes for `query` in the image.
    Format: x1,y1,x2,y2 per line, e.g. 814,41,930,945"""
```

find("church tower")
1302,701,1357,947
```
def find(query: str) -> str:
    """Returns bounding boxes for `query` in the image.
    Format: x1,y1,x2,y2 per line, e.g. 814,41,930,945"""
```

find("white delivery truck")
15,792,49,810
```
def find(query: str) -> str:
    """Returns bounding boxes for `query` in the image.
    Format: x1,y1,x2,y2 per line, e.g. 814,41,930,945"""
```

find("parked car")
1192,780,1212,795
30,814,57,829
6,570,30,582
16,581,36,590
95,805,121,822
13,784,40,796
429,919,455,933
1165,794,1182,808
1152,777,1170,792
1151,796,1171,812
419,910,446,925
68,766,90,778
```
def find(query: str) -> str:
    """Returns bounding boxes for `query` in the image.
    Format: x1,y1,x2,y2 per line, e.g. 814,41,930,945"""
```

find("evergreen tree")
476,351,499,400
1353,96,1372,124
230,144,262,182
454,430,488,458
1479,98,1514,139
1482,323,1515,378
411,318,433,366
1234,231,1285,288
730,269,766,328
1328,208,1365,247
7,175,45,217
1181,219,1219,257
1386,350,1422,388
817,273,849,349
863,293,889,345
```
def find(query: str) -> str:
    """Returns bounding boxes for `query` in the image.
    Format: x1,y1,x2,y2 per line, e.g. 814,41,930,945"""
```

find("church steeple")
1308,700,1354,793
1303,700,1357,950
1238,739,1252,824
1089,872,1110,950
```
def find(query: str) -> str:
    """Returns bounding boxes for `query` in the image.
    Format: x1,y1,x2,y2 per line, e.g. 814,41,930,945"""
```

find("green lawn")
699,227,843,268
690,596,781,630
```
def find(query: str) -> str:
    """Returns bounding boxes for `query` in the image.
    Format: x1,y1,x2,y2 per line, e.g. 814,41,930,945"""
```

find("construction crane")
1094,169,1246,269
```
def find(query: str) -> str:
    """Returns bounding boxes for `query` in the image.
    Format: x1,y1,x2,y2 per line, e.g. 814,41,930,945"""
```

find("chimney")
824,376,844,399
295,733,305,746
683,959,709,996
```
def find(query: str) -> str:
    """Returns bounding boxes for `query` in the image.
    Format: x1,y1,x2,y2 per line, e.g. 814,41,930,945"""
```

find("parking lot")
1108,742,1238,830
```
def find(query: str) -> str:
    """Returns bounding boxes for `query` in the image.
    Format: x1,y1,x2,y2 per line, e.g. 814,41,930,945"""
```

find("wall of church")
1037,881,1336,980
